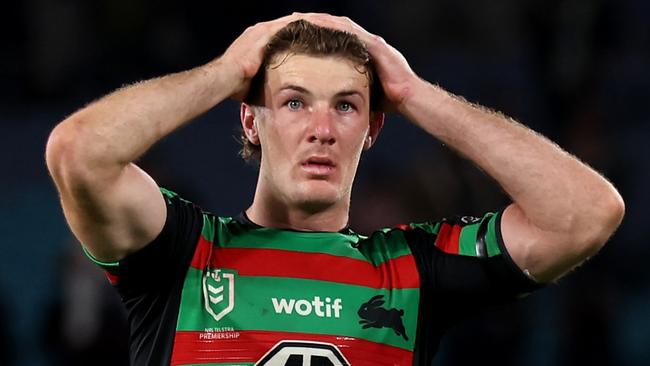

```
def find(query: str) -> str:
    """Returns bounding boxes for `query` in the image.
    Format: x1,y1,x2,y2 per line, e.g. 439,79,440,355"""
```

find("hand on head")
223,13,418,112
220,13,303,101
286,13,418,112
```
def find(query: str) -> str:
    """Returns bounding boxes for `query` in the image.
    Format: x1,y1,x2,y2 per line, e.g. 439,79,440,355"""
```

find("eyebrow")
335,90,366,102
278,84,366,102
279,84,311,95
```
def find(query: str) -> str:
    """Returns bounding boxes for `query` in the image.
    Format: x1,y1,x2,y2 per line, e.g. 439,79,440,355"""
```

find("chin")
292,181,343,211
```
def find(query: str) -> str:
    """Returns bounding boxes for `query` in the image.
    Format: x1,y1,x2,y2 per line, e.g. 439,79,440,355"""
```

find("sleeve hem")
494,209,543,287
82,246,120,267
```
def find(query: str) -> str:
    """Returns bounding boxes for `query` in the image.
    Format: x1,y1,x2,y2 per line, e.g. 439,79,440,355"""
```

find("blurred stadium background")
1,0,649,365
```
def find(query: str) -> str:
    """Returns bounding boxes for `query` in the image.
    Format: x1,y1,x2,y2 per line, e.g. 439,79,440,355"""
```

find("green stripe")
356,230,412,265
485,212,502,257
409,221,441,235
177,268,418,350
160,187,178,199
457,213,503,257
202,214,215,242
410,212,503,258
82,246,119,272
458,222,479,256
213,218,411,265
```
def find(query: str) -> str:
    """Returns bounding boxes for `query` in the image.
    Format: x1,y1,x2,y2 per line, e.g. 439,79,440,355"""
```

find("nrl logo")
202,268,236,322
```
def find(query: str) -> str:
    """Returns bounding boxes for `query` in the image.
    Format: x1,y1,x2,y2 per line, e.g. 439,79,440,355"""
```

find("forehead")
265,53,370,95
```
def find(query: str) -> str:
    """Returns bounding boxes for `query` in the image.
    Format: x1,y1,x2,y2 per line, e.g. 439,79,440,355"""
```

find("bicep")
59,163,167,262
501,203,587,283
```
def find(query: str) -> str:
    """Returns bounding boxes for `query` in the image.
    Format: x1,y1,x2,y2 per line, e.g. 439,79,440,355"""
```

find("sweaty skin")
46,14,304,261
243,53,383,232
46,13,624,286
295,12,624,282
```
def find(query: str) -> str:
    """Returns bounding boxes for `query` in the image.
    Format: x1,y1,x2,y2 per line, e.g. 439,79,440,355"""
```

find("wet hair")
240,19,381,163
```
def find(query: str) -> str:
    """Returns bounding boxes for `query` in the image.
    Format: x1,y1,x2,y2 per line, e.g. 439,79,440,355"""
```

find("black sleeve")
83,188,205,365
117,188,204,298
405,210,542,305
403,210,543,365
83,187,204,298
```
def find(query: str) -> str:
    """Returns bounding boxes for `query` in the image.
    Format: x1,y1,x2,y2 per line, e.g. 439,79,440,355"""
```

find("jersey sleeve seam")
494,208,543,286
82,245,120,267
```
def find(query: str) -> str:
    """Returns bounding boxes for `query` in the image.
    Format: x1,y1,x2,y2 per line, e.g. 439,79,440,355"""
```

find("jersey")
85,188,541,366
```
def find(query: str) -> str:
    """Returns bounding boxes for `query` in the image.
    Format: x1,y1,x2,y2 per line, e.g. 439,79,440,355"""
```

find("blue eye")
338,102,354,112
287,99,303,110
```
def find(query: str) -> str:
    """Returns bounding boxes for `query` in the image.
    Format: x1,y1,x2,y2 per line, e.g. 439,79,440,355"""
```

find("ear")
240,103,261,145
369,295,384,302
363,112,385,150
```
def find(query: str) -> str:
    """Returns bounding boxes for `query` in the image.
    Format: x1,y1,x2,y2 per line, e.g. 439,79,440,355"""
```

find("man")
46,13,624,366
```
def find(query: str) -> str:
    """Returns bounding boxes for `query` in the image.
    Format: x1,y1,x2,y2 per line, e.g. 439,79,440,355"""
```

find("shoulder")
367,211,504,259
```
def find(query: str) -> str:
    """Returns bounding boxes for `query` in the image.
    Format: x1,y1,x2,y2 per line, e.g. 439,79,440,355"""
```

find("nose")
308,107,336,145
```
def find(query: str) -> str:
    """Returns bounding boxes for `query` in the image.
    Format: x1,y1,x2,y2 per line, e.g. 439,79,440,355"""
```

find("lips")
301,156,336,175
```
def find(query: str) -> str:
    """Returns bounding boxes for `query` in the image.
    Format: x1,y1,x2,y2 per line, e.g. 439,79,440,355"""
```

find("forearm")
45,15,302,261
292,13,624,280
48,57,240,175
399,80,622,237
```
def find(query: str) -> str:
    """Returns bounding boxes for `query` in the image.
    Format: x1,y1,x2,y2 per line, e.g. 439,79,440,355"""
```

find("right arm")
45,15,299,261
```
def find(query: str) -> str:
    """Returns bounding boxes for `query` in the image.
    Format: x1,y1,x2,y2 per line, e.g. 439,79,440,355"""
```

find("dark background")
1,0,649,365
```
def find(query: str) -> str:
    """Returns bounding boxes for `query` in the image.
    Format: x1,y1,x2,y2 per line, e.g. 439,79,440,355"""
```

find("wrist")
203,57,246,101
395,77,432,115
396,80,462,133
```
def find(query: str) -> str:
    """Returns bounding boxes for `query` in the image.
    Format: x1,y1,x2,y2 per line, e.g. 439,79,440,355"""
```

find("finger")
300,14,375,41
288,13,355,36
269,13,301,23
258,13,302,31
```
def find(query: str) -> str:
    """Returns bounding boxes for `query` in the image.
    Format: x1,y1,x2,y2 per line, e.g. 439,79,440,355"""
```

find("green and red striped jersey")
86,188,540,365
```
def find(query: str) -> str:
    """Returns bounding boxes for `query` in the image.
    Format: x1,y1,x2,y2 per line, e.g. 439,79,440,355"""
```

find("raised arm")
45,15,299,262
301,13,625,283
397,84,625,283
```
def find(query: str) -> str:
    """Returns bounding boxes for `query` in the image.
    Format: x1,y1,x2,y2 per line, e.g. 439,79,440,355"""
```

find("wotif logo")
272,296,342,318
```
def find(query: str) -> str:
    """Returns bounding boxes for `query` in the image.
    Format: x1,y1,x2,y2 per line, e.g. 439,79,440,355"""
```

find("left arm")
301,13,625,283
397,82,624,283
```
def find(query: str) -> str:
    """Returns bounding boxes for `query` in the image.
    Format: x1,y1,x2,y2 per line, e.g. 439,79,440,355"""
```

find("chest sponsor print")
271,296,343,318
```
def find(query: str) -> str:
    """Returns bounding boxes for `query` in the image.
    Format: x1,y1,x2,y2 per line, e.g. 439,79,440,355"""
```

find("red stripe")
190,235,213,270
434,223,461,254
190,243,419,289
171,329,412,366
394,223,412,231
103,271,119,285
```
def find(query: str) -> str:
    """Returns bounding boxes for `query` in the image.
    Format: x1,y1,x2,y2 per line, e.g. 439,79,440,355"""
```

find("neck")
246,184,350,232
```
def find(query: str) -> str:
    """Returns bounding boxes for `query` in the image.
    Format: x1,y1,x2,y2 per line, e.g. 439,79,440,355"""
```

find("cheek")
346,128,368,170
339,136,366,178
342,123,369,154
261,117,298,163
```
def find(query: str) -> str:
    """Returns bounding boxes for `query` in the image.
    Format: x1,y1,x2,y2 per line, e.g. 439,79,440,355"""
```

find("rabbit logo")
357,295,408,341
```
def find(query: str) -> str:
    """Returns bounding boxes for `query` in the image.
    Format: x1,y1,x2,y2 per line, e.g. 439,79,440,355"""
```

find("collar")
234,211,355,235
